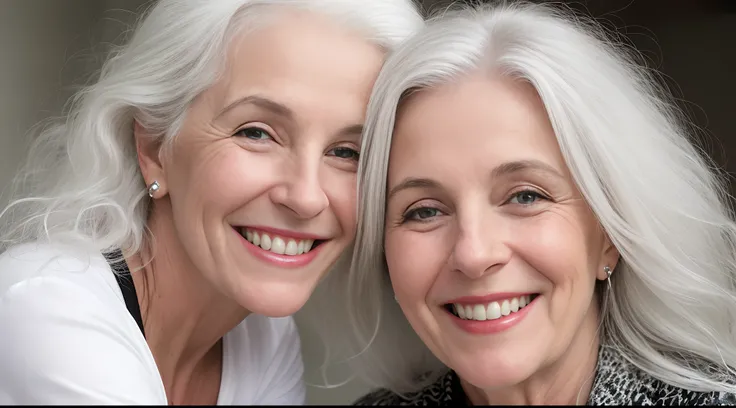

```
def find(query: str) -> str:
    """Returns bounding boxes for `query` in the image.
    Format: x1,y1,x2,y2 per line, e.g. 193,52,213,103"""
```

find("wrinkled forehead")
387,74,570,187
189,10,386,127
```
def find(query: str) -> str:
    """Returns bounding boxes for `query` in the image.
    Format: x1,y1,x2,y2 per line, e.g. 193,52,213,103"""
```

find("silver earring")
147,181,160,198
603,265,614,291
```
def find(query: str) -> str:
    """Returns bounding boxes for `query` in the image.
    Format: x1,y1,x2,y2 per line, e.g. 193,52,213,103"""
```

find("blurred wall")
0,0,150,206
1,0,95,204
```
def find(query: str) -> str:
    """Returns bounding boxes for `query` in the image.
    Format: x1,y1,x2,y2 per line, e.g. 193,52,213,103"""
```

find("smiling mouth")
236,227,326,256
444,294,539,321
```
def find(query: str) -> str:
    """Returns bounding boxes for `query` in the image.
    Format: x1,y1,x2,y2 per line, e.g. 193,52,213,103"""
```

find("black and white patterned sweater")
354,346,736,406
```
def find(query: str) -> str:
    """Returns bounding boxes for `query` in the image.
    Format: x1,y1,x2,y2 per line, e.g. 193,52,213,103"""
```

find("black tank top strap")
103,249,145,338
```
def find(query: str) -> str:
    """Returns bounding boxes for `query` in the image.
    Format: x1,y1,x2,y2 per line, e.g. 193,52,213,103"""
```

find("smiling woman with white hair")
0,0,423,404
318,1,736,405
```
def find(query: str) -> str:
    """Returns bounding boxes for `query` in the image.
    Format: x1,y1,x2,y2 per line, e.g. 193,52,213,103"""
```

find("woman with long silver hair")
0,0,423,404
318,1,736,405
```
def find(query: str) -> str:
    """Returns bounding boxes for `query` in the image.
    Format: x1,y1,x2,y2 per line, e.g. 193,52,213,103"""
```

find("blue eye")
235,127,272,140
328,147,360,161
403,207,441,223
508,190,545,205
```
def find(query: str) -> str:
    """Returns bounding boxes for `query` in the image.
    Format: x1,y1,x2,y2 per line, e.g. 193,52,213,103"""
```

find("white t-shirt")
0,243,306,405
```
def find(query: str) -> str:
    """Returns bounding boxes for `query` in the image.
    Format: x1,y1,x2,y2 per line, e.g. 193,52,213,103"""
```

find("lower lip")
234,228,324,268
448,296,538,335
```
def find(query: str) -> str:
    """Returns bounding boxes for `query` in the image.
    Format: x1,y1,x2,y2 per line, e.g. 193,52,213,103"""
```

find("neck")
463,301,602,406
128,204,249,401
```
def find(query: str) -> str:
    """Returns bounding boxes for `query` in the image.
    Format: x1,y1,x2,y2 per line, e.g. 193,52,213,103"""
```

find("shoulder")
0,242,132,330
353,370,457,406
0,243,163,404
0,242,118,296
590,346,736,406
223,314,305,405
714,392,736,405
0,242,134,340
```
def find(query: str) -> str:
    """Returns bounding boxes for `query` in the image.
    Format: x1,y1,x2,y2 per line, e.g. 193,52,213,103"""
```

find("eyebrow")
491,159,564,179
217,95,295,121
216,94,364,139
386,160,563,201
387,177,441,201
338,123,365,139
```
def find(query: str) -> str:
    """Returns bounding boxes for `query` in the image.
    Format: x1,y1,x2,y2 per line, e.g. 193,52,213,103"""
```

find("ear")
134,120,168,198
597,233,620,281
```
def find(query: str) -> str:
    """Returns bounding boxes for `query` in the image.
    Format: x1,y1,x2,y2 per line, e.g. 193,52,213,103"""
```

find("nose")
269,155,329,220
447,211,512,279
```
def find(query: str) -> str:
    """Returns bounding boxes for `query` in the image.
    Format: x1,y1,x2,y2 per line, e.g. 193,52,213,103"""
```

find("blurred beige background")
0,0,733,404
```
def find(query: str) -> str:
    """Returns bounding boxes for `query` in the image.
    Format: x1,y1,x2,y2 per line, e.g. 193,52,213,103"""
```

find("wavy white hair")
313,0,736,396
0,0,424,257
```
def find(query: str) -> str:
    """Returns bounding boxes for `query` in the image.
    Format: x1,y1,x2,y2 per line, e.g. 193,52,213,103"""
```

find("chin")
452,351,537,390
253,305,304,318
238,285,312,318
461,368,531,390
245,300,307,318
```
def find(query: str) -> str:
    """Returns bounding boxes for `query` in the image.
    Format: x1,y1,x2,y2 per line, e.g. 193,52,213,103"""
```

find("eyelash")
234,126,272,141
400,205,441,224
233,126,360,161
505,188,549,206
327,146,360,162
399,189,550,224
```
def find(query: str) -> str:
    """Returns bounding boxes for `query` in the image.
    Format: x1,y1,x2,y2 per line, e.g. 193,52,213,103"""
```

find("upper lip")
236,225,329,241
444,292,537,305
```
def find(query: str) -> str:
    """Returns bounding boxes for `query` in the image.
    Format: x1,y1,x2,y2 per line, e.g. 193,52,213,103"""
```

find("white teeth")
452,295,535,321
487,301,501,319
240,228,320,257
285,240,298,256
456,304,467,319
501,300,511,316
261,234,272,250
270,237,286,254
510,297,519,312
472,304,486,320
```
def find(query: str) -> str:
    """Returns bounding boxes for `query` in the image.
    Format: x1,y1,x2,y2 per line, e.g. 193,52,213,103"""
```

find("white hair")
0,0,424,257
313,0,736,396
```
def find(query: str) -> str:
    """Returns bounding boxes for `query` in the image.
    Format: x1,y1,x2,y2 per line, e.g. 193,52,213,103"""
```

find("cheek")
166,146,284,275
323,170,358,238
511,212,598,285
172,146,280,216
385,230,448,302
510,212,601,332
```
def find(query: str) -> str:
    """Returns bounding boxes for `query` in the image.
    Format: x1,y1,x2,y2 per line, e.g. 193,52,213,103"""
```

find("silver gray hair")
0,0,424,256
314,0,736,396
